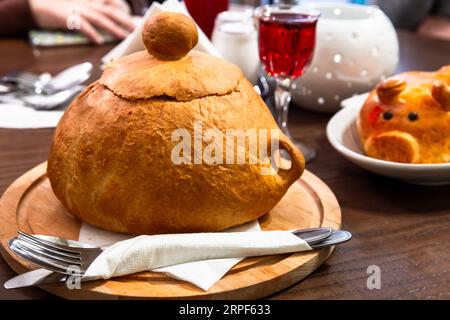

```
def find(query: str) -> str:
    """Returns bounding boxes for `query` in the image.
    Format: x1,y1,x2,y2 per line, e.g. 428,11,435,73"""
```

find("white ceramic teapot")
292,3,399,113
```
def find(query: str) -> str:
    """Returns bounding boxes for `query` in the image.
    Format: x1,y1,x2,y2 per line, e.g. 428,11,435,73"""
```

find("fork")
0,71,52,95
10,231,102,276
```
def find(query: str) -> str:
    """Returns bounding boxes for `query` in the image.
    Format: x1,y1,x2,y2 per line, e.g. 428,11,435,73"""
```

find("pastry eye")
408,112,418,121
382,111,393,120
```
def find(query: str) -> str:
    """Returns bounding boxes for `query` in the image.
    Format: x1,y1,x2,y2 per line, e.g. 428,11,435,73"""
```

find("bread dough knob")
376,78,406,103
431,81,450,111
142,12,199,60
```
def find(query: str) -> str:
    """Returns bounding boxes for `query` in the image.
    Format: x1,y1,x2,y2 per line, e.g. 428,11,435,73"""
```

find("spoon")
0,85,85,110
21,85,85,110
42,62,92,94
0,62,92,95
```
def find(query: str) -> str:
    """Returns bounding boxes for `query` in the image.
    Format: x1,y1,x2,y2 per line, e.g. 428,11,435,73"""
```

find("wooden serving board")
0,162,341,299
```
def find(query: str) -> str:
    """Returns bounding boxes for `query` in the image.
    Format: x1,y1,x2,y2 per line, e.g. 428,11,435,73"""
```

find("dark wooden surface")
0,31,449,300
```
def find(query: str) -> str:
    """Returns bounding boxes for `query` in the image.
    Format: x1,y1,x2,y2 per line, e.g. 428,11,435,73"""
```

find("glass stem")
274,78,292,139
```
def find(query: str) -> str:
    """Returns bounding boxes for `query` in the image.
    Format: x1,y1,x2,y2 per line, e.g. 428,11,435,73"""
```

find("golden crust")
357,66,450,164
48,79,304,235
100,50,242,101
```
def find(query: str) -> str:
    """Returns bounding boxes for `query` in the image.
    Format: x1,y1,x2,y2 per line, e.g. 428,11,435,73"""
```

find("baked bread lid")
100,12,242,101
100,50,242,101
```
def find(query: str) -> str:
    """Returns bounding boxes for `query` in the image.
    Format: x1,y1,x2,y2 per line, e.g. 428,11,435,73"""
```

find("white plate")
326,94,450,186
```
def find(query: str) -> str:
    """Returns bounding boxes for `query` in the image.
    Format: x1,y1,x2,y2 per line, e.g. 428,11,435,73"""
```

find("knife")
4,269,69,289
4,227,337,289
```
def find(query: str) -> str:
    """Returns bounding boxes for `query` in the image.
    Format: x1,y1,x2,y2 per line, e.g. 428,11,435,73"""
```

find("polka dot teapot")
292,3,399,113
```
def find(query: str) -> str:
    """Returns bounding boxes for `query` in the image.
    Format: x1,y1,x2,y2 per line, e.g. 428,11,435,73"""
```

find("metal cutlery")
309,230,352,249
9,231,102,276
4,268,65,289
5,227,351,289
43,62,92,94
4,235,97,289
0,85,85,110
0,62,92,95
293,227,333,245
0,71,51,94
20,85,85,110
0,82,18,94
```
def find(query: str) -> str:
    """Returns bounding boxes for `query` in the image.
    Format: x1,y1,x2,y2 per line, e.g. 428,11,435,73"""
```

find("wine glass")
254,4,320,162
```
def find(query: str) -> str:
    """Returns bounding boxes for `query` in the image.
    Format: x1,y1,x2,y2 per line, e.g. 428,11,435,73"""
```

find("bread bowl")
47,13,304,235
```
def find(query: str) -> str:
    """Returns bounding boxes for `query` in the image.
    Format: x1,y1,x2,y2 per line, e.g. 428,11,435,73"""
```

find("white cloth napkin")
78,221,311,290
0,100,64,129
101,0,221,65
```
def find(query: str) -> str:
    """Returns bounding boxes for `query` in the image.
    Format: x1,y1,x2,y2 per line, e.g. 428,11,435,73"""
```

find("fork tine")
10,240,73,275
18,231,80,255
14,240,85,275
17,236,81,265
15,240,80,269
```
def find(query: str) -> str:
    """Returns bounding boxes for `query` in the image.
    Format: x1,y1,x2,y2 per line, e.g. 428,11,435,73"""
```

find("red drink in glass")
255,5,320,162
184,0,229,38
258,13,318,78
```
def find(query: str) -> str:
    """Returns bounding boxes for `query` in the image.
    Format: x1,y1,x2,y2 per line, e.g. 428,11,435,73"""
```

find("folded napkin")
79,222,311,290
101,0,221,65
0,100,64,129
79,220,259,290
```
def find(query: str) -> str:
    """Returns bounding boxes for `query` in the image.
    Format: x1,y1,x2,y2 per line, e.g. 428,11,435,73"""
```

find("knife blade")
4,268,68,289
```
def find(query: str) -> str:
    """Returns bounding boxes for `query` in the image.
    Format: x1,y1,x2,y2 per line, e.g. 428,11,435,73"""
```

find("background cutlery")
43,62,92,94
0,62,92,95
0,85,85,110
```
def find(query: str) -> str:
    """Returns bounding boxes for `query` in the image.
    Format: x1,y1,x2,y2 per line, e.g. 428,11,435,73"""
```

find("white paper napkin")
79,221,311,290
102,0,221,65
79,220,259,290
0,100,64,129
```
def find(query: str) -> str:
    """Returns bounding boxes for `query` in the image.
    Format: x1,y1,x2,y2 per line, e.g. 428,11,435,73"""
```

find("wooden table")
0,31,449,300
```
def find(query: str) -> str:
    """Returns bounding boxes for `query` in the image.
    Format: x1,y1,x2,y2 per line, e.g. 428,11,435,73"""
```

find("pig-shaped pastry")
357,66,450,164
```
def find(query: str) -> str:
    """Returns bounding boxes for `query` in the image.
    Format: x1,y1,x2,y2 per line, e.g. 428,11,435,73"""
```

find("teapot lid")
99,12,242,102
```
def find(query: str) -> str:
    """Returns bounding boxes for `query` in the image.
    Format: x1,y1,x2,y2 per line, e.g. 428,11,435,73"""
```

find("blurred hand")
29,0,136,45
417,16,450,41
